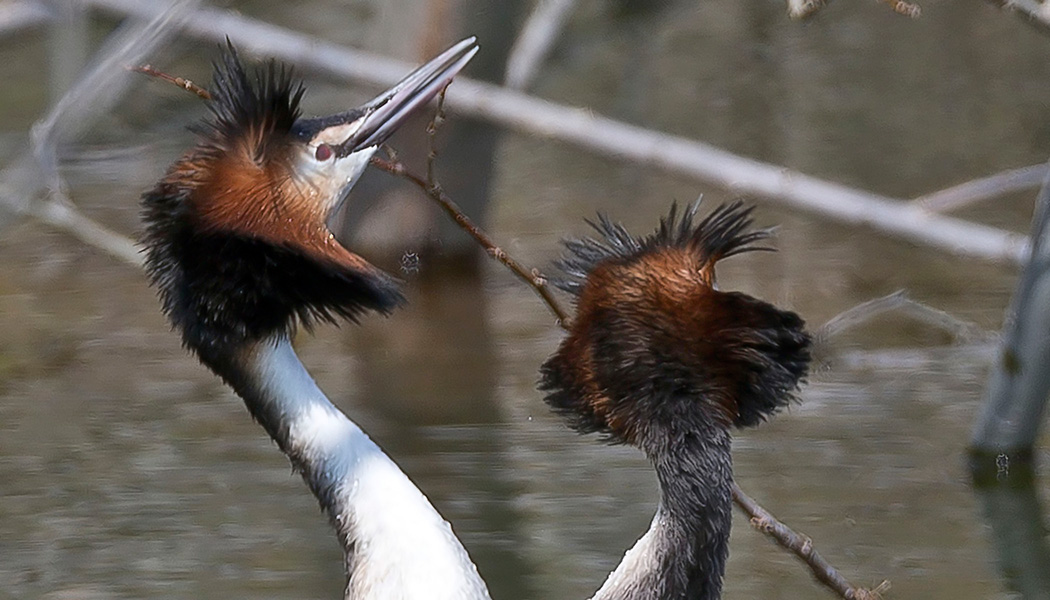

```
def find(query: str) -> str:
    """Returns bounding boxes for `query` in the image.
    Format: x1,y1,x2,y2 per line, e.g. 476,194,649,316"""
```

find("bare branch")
0,0,52,38
733,483,889,600
881,0,921,18
819,290,989,342
787,0,829,19
911,164,1046,213
28,197,141,267
505,0,579,90
972,160,1050,451
31,0,197,166
425,88,447,189
0,0,192,264
371,155,572,326
130,64,211,100
80,0,1030,265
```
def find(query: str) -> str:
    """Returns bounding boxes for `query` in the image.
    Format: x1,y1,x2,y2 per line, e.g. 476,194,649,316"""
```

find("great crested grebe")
540,201,811,599
142,38,490,600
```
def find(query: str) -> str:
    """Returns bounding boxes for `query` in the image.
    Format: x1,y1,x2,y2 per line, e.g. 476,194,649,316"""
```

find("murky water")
2,1,1050,599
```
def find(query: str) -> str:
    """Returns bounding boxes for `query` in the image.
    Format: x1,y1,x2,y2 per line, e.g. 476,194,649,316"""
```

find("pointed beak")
335,37,478,156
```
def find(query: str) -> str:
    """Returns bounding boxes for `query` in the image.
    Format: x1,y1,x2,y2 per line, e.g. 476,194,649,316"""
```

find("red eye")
315,144,333,161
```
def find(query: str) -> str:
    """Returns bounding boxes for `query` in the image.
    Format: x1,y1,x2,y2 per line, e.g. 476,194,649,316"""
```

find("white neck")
222,336,491,600
590,512,666,600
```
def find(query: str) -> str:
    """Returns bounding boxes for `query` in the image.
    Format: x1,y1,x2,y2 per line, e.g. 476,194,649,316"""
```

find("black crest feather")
199,40,305,157
552,199,774,297
538,200,810,445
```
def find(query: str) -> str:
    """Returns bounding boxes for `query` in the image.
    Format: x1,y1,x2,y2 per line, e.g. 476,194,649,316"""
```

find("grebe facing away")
540,201,812,600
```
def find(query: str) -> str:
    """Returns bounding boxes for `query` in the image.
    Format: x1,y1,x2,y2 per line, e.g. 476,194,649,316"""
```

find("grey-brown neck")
592,418,733,600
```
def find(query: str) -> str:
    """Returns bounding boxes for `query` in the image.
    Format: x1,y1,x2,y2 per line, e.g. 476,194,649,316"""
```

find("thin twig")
129,64,211,99
881,0,921,18
424,88,446,189
911,164,1046,213
370,155,572,326
733,483,889,600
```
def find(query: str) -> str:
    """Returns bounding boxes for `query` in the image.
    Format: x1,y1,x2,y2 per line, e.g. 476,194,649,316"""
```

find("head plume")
539,200,810,448
200,40,304,162
141,42,402,354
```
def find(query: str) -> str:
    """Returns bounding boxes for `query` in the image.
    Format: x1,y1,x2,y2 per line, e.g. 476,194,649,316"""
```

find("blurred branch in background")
971,161,1050,454
0,0,51,37
0,0,198,266
71,0,1028,265
911,163,1047,213
882,0,921,18
813,290,998,373
787,0,920,19
787,0,827,20
818,289,992,343
504,0,578,90
983,0,1050,36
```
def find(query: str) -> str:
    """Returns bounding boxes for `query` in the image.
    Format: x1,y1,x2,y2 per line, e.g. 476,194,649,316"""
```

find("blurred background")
1,0,1049,598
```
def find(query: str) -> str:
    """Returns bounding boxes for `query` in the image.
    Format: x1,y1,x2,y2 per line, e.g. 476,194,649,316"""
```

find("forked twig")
134,61,880,600
819,289,989,342
910,163,1046,213
881,0,921,18
129,64,212,100
733,483,890,600
787,0,919,19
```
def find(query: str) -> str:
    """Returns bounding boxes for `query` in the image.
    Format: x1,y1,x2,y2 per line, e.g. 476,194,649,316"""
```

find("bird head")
141,38,478,353
539,201,812,450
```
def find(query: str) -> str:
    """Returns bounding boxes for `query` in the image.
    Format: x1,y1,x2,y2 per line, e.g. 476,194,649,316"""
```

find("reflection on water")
2,1,1050,599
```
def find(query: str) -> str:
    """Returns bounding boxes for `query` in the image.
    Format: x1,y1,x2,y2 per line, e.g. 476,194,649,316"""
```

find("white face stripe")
310,119,364,148
291,143,378,214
